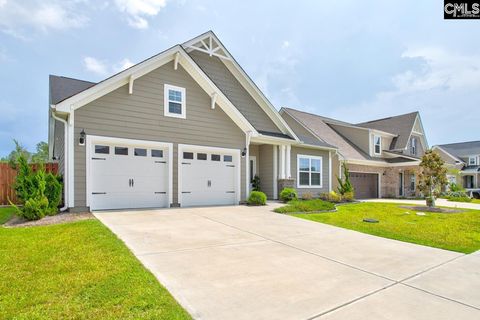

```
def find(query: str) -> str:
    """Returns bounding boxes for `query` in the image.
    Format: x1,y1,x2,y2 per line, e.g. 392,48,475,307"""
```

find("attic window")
469,156,478,166
164,84,186,119
410,137,417,155
374,135,381,155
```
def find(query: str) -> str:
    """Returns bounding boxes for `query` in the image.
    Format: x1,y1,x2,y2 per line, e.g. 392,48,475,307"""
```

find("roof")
356,112,418,150
437,141,480,158
49,75,96,105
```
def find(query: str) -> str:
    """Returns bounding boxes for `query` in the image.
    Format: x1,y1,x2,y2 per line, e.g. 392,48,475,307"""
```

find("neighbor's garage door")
89,138,171,211
350,172,379,199
179,145,239,207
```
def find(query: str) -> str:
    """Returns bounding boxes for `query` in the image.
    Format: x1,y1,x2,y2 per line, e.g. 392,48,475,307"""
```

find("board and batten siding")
290,146,330,197
73,61,245,208
188,50,281,134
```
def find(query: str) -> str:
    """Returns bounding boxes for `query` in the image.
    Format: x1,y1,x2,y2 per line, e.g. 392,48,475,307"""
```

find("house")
48,31,338,212
280,108,429,199
433,141,480,197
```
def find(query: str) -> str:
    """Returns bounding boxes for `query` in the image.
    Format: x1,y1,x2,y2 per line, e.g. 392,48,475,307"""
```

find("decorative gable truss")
184,34,231,61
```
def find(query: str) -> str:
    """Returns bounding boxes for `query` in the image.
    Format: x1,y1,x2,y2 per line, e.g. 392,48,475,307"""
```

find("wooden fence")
0,163,58,205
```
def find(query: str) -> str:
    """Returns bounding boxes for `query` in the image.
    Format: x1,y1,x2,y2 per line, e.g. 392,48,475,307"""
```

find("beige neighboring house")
433,141,480,198
48,31,338,212
280,108,429,199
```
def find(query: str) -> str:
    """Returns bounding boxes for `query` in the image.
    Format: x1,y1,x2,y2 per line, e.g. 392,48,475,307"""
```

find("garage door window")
134,148,147,157
197,153,207,160
95,145,109,154
224,155,232,162
152,149,163,158
183,152,194,159
211,154,221,161
297,155,322,188
115,147,128,155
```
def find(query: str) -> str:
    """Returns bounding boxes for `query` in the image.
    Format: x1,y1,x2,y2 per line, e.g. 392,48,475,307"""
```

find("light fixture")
241,147,247,157
79,129,86,146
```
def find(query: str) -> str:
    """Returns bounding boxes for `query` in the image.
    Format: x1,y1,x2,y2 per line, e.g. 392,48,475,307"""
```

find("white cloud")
282,40,290,49
114,0,166,29
84,56,136,76
0,0,88,38
84,57,108,76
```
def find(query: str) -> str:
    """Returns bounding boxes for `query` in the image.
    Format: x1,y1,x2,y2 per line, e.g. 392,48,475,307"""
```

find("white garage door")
88,137,171,211
179,145,240,207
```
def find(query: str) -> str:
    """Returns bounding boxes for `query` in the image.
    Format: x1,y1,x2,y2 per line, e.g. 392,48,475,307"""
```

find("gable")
188,50,282,133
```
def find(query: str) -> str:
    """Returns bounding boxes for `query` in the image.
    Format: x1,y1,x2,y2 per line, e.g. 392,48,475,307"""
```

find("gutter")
50,106,69,212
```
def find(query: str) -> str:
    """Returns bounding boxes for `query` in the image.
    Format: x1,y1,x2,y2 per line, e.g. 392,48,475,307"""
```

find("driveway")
94,204,480,320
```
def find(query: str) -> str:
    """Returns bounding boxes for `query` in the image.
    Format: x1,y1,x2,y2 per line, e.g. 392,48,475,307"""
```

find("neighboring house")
433,141,480,197
48,31,338,212
280,108,429,199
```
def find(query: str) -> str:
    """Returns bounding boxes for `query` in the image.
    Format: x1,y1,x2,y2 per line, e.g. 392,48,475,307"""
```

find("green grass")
0,206,15,224
292,202,480,254
0,219,191,320
274,199,335,214
473,199,480,204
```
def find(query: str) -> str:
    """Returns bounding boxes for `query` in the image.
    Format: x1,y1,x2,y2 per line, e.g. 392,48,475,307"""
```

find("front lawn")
0,206,15,224
292,202,480,254
0,218,191,319
274,199,335,213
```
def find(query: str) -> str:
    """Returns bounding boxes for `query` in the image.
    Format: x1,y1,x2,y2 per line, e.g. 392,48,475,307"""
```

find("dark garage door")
350,172,378,199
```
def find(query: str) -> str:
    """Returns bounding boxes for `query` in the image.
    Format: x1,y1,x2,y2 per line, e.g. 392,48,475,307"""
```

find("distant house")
433,141,480,197
280,108,428,199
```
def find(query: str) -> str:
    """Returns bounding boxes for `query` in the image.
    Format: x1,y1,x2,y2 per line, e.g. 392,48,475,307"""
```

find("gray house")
433,141,480,196
48,31,337,211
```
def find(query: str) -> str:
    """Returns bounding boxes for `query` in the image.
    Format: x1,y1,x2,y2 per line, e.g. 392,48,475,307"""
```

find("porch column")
273,145,278,199
285,145,291,178
279,145,286,179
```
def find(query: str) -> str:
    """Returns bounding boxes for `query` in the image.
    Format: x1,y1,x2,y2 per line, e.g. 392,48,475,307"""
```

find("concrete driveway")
94,204,480,320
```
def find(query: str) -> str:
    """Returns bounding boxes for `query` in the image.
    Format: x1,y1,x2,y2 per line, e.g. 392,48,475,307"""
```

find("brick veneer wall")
346,163,421,198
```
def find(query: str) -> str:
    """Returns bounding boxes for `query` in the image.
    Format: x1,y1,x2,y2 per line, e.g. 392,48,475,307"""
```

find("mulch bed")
3,212,94,228
399,206,464,214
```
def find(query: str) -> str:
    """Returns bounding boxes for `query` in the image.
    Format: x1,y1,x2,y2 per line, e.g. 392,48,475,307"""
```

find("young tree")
418,150,448,207
5,139,31,167
337,163,354,195
31,141,49,163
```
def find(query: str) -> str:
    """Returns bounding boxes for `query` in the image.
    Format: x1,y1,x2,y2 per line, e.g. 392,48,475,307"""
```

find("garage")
350,172,379,199
179,144,240,207
87,136,172,211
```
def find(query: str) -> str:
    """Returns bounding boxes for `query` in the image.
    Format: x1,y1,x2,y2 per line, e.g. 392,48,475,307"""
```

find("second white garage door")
179,144,240,207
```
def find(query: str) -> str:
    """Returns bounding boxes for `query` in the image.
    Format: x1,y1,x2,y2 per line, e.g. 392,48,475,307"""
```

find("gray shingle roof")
49,75,96,105
356,112,418,150
437,141,480,158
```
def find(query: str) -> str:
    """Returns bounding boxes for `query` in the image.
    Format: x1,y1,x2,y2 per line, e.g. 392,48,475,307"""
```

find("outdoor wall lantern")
79,129,86,146
241,147,247,157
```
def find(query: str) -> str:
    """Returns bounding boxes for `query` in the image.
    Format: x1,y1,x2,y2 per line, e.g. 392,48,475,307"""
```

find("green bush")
280,188,297,203
274,199,335,213
319,191,342,203
448,196,472,203
251,175,261,192
301,191,314,200
11,155,62,220
342,191,355,202
247,191,267,206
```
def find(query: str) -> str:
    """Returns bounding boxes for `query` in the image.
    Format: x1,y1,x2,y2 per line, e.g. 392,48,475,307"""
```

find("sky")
0,0,479,157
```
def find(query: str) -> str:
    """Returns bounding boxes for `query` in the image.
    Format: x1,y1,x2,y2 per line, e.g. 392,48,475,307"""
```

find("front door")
249,156,257,191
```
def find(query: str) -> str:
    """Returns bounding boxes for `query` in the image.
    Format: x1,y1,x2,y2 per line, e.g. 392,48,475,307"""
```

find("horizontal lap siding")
189,51,281,133
53,119,65,176
291,146,330,197
74,61,245,208
258,145,274,199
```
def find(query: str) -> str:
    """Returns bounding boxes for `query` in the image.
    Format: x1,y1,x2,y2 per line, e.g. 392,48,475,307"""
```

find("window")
183,152,194,159
211,154,221,161
115,147,128,155
468,156,478,166
134,148,147,157
410,137,417,155
151,149,163,158
224,155,233,162
410,174,416,191
95,145,109,154
197,153,207,160
297,155,322,188
164,84,186,119
373,135,381,155
466,176,474,189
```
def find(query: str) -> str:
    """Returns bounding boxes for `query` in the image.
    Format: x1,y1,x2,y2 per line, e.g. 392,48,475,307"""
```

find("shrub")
247,191,267,206
342,191,355,202
280,188,297,203
274,199,335,213
301,191,314,200
448,182,464,192
251,175,261,192
337,164,354,195
319,191,342,203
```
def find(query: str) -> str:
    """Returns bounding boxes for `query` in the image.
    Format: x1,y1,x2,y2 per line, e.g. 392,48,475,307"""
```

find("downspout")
51,107,69,212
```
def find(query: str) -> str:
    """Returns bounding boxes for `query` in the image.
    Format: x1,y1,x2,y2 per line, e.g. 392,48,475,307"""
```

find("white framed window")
468,156,478,166
410,137,417,155
297,155,322,188
164,84,186,119
373,135,381,155
410,174,416,190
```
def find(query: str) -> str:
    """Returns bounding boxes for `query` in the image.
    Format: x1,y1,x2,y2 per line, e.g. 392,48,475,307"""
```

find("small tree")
337,163,354,196
418,150,448,208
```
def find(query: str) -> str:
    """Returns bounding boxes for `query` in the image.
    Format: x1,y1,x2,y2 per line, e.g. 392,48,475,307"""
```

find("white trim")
296,154,323,188
85,135,174,209
346,158,421,167
432,145,465,164
273,145,278,199
50,110,68,211
164,84,186,119
468,155,479,166
328,151,332,192
250,134,297,145
249,155,257,193
279,145,286,179
285,144,291,178
177,143,241,206
68,111,74,207
373,134,382,155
